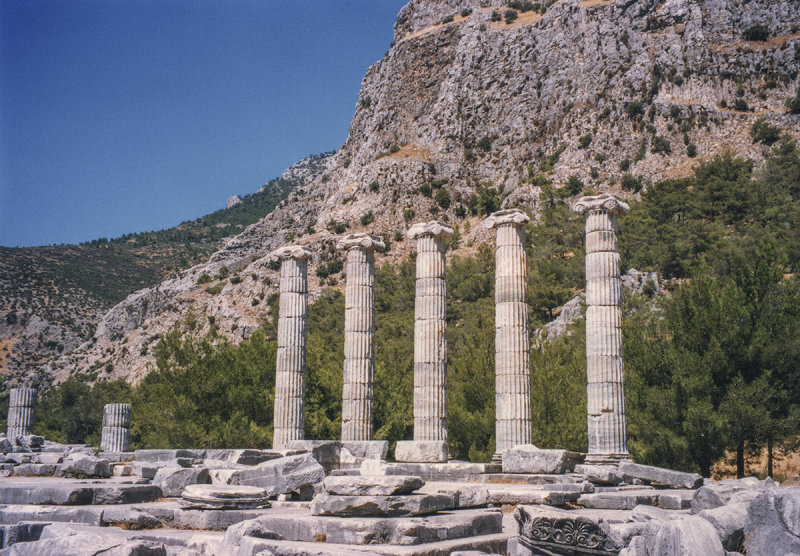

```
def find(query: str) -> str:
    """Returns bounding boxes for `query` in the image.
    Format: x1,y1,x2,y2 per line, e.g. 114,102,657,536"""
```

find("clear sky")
0,0,408,247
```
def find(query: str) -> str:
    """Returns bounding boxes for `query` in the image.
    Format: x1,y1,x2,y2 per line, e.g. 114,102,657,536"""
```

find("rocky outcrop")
42,0,800,385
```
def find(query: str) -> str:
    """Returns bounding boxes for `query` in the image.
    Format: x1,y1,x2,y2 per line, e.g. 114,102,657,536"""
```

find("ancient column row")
101,403,131,453
267,196,630,463
573,194,631,464
270,245,312,450
6,387,37,439
338,234,385,441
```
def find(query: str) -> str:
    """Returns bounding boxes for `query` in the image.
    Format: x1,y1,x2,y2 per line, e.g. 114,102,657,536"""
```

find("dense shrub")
360,211,375,226
435,188,452,209
651,135,672,155
750,117,781,145
733,98,749,112
743,24,769,41
564,175,584,196
504,9,518,23
621,174,643,192
578,134,592,149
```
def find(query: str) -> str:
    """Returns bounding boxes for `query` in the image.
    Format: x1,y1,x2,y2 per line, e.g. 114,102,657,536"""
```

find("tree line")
3,139,798,478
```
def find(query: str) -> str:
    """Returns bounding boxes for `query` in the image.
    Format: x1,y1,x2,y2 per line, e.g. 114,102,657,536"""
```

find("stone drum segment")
485,209,532,460
7,387,37,439
337,233,386,442
101,403,131,453
573,194,631,464
270,245,313,450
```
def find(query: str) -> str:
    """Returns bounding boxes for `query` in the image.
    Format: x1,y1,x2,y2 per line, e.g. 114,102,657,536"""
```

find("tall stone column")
396,221,453,463
7,387,37,439
270,245,313,450
485,209,532,460
337,233,385,442
101,403,131,453
573,194,631,464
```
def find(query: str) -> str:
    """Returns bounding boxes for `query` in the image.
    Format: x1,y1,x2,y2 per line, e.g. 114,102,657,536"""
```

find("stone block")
515,505,623,554
7,523,168,555
204,449,282,466
323,475,424,496
641,515,725,556
618,462,703,489
578,490,659,510
61,454,111,478
744,486,800,556
418,482,490,508
131,461,159,479
153,466,211,497
13,435,44,453
0,522,48,549
698,502,747,551
657,491,693,510
310,492,456,517
220,508,502,550
395,440,448,463
341,440,388,462
502,445,583,474
112,463,132,477
486,485,582,506
575,464,623,485
134,449,205,462
226,452,324,496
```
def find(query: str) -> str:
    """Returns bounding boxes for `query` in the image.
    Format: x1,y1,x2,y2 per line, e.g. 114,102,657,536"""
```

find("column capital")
407,221,453,240
269,245,313,262
484,209,530,229
336,233,386,253
572,194,630,216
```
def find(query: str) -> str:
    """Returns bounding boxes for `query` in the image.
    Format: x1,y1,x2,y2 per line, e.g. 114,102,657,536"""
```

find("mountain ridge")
6,0,800,387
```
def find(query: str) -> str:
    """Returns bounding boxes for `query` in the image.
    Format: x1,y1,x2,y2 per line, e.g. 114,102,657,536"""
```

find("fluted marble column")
485,209,532,460
573,194,631,464
408,221,453,443
7,387,37,439
270,245,313,450
337,233,386,441
101,403,131,453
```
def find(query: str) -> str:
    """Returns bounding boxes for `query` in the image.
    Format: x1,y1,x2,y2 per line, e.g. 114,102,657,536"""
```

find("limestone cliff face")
47,0,800,385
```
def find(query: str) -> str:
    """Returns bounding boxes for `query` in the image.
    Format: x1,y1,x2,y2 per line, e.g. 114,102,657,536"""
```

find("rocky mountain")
0,153,332,386
11,0,800,387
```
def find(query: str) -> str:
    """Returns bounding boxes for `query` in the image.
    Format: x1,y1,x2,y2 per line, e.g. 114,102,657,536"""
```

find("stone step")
0,501,267,531
231,532,510,555
577,488,694,510
0,478,160,505
222,507,503,546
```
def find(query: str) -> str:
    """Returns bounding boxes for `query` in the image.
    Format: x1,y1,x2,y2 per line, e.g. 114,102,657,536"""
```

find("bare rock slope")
48,0,800,385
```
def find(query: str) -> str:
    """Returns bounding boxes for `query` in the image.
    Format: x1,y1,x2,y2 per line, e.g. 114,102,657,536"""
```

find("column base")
491,452,503,464
395,440,448,463
583,452,631,465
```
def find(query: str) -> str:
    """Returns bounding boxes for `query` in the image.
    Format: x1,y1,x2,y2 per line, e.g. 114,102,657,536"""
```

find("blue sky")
0,0,408,247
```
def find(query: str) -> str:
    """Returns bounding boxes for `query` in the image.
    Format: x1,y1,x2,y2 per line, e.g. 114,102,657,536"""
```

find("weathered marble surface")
6,388,37,439
485,209,532,458
310,492,456,517
573,195,631,465
322,475,424,496
408,221,453,448
270,245,312,450
101,403,131,453
337,234,385,442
